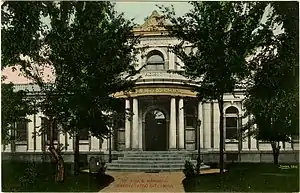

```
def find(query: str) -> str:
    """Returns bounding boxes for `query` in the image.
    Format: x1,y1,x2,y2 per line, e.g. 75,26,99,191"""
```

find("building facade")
2,11,299,163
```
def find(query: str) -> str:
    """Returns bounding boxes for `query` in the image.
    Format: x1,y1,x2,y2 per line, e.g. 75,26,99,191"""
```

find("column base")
27,149,35,152
168,148,178,151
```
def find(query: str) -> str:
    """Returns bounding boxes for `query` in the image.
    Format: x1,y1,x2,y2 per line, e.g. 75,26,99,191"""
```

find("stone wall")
2,150,299,164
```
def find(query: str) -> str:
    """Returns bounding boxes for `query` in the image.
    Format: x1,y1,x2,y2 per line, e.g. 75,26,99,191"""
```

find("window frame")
41,118,59,143
15,120,28,144
224,107,240,142
145,51,165,71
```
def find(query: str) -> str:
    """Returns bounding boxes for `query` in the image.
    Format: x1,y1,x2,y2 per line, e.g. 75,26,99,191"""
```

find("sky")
114,2,192,25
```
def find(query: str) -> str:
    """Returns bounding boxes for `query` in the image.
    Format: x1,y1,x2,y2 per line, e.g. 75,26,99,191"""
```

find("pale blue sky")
114,2,192,25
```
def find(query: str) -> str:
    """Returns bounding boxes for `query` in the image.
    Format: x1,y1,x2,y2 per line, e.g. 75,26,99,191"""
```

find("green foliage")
1,1,139,139
243,2,299,144
159,1,272,101
183,160,196,178
1,82,36,145
159,1,273,172
19,162,38,186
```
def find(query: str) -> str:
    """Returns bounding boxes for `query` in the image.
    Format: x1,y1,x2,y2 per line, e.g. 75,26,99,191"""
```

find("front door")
145,110,167,151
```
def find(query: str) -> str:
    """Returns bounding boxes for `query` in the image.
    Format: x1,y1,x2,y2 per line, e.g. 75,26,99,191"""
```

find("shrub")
183,160,196,178
19,162,38,186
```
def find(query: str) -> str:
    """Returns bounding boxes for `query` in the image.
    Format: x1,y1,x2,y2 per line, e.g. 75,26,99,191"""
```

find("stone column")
213,103,220,150
178,98,185,149
59,125,65,151
138,106,143,150
132,98,139,149
66,132,73,152
249,115,258,150
91,136,100,151
35,112,42,152
101,136,108,152
125,99,131,150
27,115,35,152
169,97,177,149
198,102,204,149
242,115,249,150
203,103,211,149
4,129,12,152
169,52,175,70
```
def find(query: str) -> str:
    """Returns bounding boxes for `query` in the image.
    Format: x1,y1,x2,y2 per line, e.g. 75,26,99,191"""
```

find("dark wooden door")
145,110,166,151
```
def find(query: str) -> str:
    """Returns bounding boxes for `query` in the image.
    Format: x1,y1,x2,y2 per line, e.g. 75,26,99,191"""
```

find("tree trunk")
49,118,65,182
271,141,280,165
48,146,65,182
218,96,224,174
74,133,80,175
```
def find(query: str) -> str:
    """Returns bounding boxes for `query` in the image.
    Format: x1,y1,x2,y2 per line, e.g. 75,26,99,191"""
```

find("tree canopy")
1,1,139,139
159,1,274,173
1,81,36,145
244,2,299,146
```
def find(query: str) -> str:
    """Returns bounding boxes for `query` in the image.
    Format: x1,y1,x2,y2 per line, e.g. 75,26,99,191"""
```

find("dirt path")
100,171,185,192
100,169,223,192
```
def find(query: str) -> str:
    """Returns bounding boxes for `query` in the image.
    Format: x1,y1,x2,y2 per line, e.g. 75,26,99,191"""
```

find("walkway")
100,169,223,192
100,171,185,192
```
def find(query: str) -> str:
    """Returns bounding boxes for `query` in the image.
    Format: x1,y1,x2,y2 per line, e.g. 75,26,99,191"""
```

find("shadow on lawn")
1,161,115,192
182,163,299,192
87,173,115,190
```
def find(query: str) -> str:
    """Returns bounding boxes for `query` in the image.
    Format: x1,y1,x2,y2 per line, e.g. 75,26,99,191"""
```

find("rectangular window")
226,127,238,139
16,120,28,141
226,117,238,140
226,117,237,127
42,118,58,141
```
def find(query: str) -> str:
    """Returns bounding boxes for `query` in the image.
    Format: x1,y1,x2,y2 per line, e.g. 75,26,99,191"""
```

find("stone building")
2,11,299,166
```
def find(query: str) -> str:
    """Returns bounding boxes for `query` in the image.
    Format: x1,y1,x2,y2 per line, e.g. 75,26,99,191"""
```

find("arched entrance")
145,109,167,151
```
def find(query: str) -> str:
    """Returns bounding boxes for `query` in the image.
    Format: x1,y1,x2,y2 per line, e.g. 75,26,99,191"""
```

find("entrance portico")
119,85,198,151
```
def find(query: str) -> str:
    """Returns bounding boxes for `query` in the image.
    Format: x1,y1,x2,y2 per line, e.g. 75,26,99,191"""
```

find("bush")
89,156,107,175
19,162,38,186
183,160,196,178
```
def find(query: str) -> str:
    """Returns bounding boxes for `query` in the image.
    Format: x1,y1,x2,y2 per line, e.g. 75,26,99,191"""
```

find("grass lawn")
2,161,114,192
183,163,299,192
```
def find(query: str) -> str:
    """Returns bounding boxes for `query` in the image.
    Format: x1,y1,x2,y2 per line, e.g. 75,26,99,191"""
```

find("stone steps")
107,164,211,172
107,151,210,172
112,160,196,164
118,157,192,161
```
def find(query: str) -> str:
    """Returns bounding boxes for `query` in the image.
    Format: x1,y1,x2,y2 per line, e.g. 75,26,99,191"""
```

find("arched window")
145,50,165,70
225,106,239,140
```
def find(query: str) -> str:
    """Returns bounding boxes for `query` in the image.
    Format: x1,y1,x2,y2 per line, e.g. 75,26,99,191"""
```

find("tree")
159,1,273,173
243,1,299,165
2,1,139,181
1,80,36,146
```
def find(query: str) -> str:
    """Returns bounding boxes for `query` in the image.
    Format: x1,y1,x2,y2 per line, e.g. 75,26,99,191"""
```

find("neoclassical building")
2,11,299,165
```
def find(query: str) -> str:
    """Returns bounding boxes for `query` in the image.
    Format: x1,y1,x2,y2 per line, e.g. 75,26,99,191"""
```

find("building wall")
3,33,299,163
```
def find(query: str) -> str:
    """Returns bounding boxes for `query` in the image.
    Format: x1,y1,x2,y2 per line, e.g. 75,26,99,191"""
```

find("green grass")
183,163,299,192
2,161,114,192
